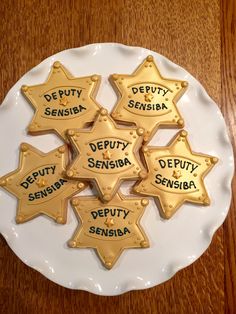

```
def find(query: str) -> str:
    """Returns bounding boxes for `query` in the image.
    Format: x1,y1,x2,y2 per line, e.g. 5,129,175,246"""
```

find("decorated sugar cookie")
68,192,149,269
0,144,86,224
110,55,188,142
66,108,147,202
133,131,218,218
21,62,101,141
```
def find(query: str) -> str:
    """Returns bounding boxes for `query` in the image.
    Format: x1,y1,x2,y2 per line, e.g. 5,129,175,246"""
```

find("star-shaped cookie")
68,192,150,269
21,61,101,141
133,130,218,218
110,55,188,142
66,108,147,202
0,143,86,224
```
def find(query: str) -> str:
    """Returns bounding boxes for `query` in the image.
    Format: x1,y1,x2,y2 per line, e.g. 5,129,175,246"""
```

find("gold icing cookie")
21,62,101,141
110,55,188,142
66,108,147,202
68,192,150,269
0,143,86,224
133,131,218,218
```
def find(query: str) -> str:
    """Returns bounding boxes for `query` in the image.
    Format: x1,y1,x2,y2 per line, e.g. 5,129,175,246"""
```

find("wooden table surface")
0,0,235,313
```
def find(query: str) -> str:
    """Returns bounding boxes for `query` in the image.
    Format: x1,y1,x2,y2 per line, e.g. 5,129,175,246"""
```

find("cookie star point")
53,61,61,69
0,179,6,187
146,55,154,62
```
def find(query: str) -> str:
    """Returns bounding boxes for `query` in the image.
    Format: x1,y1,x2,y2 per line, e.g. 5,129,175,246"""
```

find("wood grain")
221,0,236,313
0,0,234,313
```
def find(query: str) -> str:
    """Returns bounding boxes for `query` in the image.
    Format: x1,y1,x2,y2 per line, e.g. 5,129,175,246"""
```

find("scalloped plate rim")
0,43,234,296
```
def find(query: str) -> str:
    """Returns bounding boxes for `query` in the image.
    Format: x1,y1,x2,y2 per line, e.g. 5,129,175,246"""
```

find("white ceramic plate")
0,43,234,296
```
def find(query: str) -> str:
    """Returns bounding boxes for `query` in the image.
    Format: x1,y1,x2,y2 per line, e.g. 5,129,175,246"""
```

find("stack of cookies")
0,56,218,269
